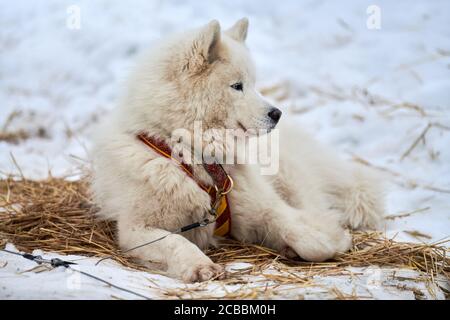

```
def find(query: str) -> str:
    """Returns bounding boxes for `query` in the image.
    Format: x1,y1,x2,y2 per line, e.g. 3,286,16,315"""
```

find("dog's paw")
291,228,352,262
182,262,225,283
284,213,352,262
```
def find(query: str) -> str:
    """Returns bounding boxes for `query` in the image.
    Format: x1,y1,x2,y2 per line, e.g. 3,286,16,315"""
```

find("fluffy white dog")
91,18,384,282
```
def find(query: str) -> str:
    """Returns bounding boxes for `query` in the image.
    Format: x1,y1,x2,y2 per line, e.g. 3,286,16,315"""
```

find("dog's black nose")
268,108,282,122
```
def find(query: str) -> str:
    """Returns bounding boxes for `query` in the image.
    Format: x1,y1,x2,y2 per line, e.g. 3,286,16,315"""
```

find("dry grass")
0,130,30,144
0,176,449,298
0,177,145,269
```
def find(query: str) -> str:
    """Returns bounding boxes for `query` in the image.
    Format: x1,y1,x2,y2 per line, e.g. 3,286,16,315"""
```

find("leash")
0,248,152,300
95,217,216,265
1,248,76,268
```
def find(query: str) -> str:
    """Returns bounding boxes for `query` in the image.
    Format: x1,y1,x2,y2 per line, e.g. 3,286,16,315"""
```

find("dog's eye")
230,82,243,91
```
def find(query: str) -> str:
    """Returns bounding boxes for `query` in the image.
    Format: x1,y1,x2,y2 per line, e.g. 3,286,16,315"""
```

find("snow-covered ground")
1,0,449,299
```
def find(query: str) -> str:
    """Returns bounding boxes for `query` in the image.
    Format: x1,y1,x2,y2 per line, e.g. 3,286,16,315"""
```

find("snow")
1,0,449,299
2,244,447,300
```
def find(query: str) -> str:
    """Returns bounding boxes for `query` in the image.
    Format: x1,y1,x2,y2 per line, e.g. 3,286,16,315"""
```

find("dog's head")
169,18,282,134
122,19,281,163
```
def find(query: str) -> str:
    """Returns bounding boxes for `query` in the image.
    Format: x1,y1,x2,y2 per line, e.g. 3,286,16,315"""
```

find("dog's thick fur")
91,19,384,282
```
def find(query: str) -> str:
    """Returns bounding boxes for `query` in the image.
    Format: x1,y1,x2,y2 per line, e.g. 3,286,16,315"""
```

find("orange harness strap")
137,133,232,237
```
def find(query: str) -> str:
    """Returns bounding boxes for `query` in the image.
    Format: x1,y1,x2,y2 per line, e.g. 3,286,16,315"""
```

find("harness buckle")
209,184,228,217
213,174,234,196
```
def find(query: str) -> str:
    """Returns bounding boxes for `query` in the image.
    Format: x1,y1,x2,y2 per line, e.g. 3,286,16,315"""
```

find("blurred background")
1,0,449,242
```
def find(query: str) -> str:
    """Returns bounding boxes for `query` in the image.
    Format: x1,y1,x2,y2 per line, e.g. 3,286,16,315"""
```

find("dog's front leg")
268,205,352,261
117,216,225,282
228,165,352,262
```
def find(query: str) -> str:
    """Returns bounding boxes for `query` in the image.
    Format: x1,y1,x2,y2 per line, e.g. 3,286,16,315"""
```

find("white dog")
91,18,384,282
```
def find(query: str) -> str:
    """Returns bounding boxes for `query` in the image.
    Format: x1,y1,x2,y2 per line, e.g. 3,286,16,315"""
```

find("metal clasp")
213,174,234,196
209,174,233,217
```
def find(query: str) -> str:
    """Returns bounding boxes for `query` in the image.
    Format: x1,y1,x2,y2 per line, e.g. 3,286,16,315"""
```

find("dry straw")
0,176,449,298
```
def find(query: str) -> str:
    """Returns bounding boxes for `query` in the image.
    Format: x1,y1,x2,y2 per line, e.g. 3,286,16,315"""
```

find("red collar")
137,133,232,237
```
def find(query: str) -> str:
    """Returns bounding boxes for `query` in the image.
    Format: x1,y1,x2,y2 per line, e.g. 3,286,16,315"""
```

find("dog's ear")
225,18,248,43
183,20,221,73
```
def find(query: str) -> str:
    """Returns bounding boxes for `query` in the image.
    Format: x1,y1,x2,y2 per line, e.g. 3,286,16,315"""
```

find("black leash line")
1,248,76,267
95,217,215,265
71,267,151,300
0,248,151,300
